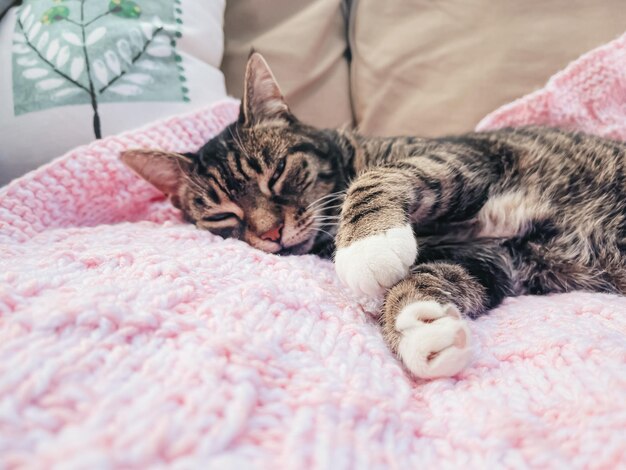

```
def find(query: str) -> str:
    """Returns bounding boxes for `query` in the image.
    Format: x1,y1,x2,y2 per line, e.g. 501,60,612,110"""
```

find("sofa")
2,0,626,184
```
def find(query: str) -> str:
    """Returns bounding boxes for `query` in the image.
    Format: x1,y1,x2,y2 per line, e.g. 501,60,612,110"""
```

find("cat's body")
342,126,626,303
121,53,626,379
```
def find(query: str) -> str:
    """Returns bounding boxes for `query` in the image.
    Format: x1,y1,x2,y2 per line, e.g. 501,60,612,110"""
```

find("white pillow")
0,0,227,185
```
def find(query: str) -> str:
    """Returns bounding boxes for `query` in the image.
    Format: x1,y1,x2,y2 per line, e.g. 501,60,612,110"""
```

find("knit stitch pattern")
2,34,626,469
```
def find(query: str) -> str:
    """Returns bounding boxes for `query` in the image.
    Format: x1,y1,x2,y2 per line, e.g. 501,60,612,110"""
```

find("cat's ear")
240,52,293,125
120,149,193,200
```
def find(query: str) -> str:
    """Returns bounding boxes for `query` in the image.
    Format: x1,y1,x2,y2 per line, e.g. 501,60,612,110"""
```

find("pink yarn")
2,32,626,467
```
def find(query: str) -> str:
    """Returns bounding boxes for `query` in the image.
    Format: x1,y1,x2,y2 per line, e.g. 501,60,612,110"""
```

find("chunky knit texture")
2,34,626,468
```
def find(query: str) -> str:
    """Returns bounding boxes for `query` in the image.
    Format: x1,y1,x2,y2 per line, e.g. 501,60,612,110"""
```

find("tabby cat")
121,53,626,379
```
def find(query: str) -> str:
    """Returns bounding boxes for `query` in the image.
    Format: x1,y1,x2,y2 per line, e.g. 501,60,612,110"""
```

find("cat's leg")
335,153,499,296
382,246,516,378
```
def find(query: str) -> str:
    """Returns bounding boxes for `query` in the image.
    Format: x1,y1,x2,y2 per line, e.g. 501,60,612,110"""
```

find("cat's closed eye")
203,213,237,222
269,158,286,189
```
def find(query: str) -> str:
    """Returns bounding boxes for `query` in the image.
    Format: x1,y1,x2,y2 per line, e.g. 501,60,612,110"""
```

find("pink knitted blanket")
2,34,626,468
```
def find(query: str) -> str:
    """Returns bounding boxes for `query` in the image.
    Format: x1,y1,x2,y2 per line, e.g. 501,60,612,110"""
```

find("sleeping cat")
121,53,626,379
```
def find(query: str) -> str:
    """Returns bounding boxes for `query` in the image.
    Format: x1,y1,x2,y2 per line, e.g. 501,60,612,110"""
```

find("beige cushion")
350,0,626,137
221,0,353,129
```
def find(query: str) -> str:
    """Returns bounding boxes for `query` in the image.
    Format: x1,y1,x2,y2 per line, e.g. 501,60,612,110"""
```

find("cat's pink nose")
259,223,283,242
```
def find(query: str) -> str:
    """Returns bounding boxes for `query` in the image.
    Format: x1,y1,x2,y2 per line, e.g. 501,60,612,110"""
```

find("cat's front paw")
395,300,471,379
334,225,417,296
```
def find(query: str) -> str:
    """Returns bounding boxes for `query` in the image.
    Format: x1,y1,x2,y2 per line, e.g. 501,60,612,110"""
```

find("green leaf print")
108,0,142,19
41,6,69,24
12,0,188,139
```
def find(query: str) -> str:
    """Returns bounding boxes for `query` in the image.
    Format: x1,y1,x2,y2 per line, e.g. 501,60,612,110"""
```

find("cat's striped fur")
122,53,626,379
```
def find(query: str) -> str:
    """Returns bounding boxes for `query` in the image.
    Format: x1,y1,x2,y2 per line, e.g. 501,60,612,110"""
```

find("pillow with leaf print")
0,0,227,186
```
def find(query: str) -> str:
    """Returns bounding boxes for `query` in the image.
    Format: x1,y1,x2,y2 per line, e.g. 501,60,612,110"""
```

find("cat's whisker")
309,193,346,208
306,191,346,210
309,226,336,239
306,204,344,218
303,215,339,227
314,222,340,226
302,211,342,228
314,201,343,210
311,217,338,232
312,190,345,201
311,216,341,223
306,203,337,214
305,202,344,217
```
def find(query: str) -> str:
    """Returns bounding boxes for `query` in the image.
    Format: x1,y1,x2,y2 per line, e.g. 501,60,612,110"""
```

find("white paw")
334,225,417,297
396,300,471,379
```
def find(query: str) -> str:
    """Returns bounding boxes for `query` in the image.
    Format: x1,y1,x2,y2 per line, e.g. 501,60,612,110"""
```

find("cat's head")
121,53,348,255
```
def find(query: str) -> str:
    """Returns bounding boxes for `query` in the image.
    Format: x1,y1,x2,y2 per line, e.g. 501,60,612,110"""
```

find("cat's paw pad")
395,300,471,379
334,225,417,296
